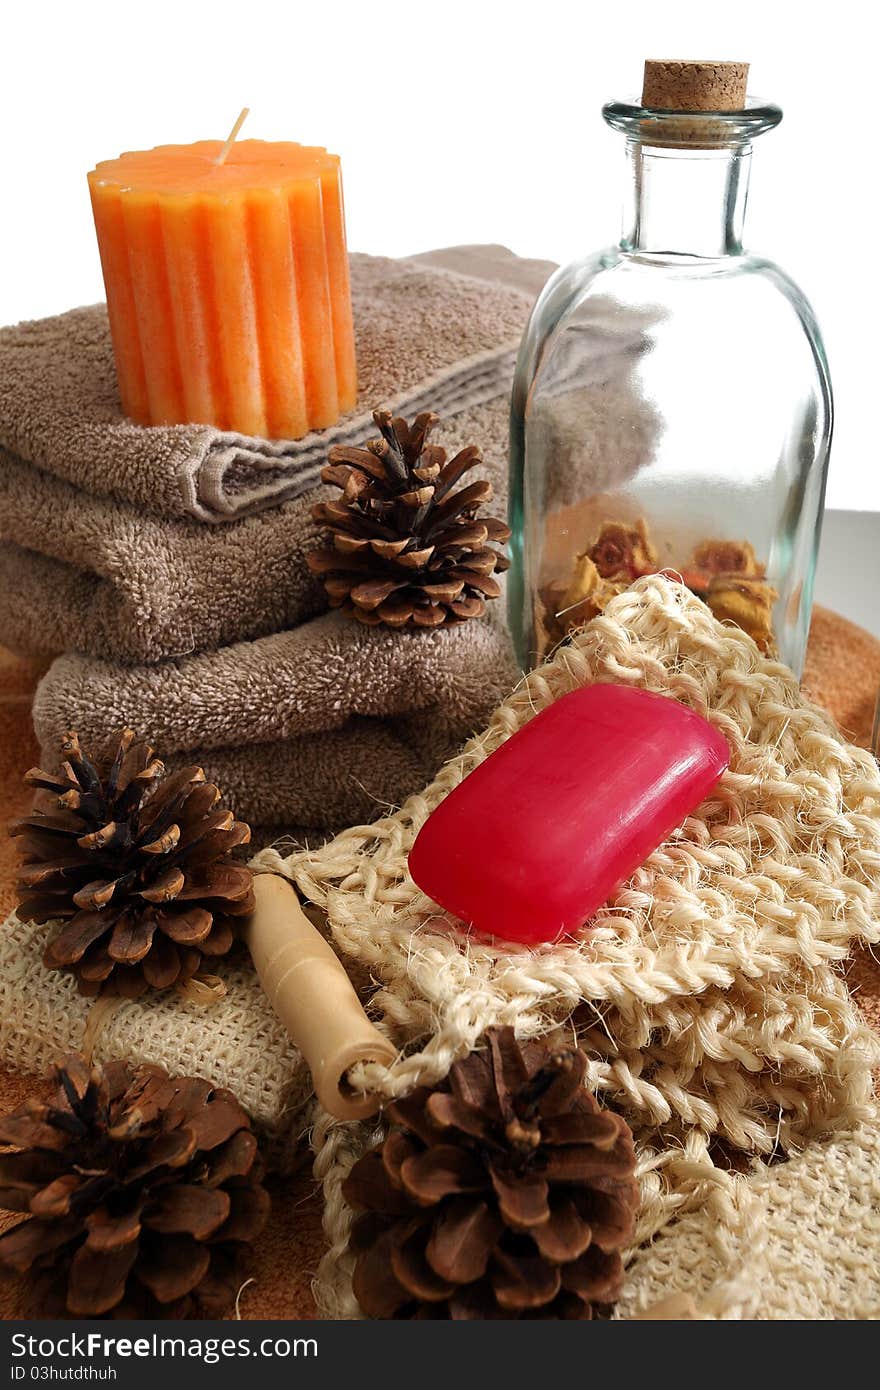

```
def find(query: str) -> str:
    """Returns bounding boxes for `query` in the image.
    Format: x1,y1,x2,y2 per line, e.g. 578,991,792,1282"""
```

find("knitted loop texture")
254,576,880,1317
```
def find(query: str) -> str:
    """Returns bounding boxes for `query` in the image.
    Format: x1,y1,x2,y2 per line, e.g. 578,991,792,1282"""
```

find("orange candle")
88,136,357,439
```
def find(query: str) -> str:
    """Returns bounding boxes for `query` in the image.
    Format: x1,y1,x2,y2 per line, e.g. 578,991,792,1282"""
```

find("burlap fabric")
0,915,313,1173
617,1121,880,1319
250,576,880,1316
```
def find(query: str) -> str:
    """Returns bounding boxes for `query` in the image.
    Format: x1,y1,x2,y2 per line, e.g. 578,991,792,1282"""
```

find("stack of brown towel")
0,246,552,836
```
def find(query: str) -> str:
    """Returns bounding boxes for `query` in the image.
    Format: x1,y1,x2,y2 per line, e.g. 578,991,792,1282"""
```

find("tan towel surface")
0,398,510,665
31,606,519,832
0,251,536,523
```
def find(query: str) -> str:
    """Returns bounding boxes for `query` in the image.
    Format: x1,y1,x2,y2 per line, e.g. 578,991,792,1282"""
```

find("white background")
1,0,875,512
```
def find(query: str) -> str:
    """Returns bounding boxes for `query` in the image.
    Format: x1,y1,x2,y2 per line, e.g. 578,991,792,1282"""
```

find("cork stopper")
642,60,749,112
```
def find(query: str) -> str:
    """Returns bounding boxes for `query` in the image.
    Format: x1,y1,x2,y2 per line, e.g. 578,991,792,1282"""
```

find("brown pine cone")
307,408,511,629
0,1054,269,1318
342,1027,638,1319
11,730,255,998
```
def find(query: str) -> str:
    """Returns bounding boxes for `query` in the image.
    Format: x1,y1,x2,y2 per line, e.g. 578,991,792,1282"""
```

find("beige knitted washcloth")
616,1121,880,1320
247,575,880,1314
0,914,312,1175
0,250,540,523
3,575,877,1224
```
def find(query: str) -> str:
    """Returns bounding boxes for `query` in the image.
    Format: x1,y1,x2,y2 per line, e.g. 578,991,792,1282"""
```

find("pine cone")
342,1028,638,1319
11,730,255,999
0,1054,269,1318
307,409,511,629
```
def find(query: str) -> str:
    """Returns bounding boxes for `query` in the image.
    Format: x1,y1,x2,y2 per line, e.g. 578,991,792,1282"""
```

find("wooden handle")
242,874,396,1120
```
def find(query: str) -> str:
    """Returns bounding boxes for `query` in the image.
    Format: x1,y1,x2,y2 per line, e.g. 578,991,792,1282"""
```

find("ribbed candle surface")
88,141,357,439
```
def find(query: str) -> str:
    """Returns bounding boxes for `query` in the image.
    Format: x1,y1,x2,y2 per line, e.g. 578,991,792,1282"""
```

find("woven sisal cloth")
0,914,313,1175
617,1123,880,1319
251,576,880,1317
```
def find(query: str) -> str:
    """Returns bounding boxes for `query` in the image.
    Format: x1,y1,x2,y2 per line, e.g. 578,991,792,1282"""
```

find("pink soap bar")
408,684,729,945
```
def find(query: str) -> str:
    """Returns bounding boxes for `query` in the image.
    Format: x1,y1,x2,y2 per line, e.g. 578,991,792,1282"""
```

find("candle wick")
214,107,250,166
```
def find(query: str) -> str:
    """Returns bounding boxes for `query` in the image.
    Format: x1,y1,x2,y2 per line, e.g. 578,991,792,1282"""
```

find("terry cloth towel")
0,399,510,665
0,249,552,666
0,249,541,524
31,607,519,834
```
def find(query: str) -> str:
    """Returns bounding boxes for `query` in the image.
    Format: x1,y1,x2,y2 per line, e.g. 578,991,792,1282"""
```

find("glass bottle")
508,89,832,677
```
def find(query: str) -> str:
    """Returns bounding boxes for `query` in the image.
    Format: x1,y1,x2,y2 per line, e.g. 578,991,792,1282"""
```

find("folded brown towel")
32,608,519,832
0,398,509,664
0,251,536,524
